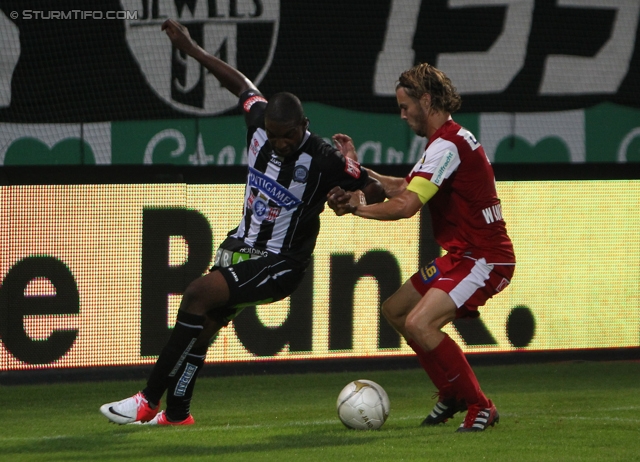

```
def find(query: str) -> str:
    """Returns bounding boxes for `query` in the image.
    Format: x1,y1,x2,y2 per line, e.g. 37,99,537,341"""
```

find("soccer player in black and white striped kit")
100,19,384,426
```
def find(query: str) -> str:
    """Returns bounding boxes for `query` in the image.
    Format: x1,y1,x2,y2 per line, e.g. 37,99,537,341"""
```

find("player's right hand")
161,19,197,54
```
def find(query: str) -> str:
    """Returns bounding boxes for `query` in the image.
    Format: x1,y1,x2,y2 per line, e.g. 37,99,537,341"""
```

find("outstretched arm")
331,134,407,198
361,177,386,205
328,174,436,220
326,177,385,217
328,187,423,220
352,189,424,220
364,168,408,198
162,19,257,97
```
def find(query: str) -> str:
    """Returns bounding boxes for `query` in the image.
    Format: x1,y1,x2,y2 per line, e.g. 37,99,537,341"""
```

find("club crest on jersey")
248,167,301,210
344,157,361,179
120,0,280,115
293,165,309,183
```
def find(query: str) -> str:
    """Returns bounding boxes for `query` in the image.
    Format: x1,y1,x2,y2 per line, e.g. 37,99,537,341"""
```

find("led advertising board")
1,181,639,373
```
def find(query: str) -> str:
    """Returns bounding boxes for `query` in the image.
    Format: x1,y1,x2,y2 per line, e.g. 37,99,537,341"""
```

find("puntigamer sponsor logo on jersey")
248,167,301,210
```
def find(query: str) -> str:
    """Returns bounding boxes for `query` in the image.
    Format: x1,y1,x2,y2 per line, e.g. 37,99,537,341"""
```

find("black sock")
143,311,205,405
165,344,207,422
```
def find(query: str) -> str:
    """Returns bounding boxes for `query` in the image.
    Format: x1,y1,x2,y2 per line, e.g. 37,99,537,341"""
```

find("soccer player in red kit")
328,63,515,432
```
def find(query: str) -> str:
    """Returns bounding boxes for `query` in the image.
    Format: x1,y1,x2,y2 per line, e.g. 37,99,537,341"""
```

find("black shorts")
208,242,307,324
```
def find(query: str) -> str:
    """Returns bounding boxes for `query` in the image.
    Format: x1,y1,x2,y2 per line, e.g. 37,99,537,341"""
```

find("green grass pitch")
2,360,639,461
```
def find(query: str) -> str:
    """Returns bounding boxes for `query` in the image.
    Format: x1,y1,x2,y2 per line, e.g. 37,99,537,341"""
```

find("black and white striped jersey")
226,90,370,264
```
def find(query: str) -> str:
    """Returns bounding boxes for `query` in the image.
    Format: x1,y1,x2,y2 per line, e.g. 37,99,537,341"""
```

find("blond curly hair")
397,63,462,114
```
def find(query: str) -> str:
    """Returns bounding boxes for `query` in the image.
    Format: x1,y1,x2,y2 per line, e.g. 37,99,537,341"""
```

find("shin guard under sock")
429,334,489,407
407,338,454,399
143,310,205,405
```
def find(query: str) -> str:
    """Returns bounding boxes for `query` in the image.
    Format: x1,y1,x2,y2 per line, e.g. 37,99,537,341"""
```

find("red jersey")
406,120,515,264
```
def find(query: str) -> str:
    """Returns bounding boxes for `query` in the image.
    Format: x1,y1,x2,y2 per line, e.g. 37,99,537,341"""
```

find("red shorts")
410,253,515,319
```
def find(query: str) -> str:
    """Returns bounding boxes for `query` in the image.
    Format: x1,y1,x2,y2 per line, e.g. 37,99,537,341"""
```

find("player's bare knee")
381,297,409,321
404,309,439,340
381,301,403,330
181,279,210,315
404,313,420,339
380,300,394,321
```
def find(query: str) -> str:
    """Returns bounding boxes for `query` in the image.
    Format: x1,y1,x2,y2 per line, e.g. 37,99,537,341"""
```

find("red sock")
407,338,454,399
429,334,489,407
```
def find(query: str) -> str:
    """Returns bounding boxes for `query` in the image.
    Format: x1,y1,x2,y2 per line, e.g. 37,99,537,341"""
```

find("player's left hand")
332,134,358,161
327,186,352,216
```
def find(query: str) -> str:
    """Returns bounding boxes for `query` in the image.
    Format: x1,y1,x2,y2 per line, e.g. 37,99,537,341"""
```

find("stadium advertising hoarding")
2,103,640,166
1,180,639,375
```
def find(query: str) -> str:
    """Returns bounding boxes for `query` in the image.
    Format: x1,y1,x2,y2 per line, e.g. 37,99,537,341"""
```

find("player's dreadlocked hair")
265,92,306,126
397,63,462,114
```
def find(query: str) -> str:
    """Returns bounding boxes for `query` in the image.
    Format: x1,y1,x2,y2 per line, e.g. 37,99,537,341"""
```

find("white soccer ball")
336,379,390,430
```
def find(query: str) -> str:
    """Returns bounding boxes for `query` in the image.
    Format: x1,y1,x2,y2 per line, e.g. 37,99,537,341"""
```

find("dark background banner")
1,0,639,123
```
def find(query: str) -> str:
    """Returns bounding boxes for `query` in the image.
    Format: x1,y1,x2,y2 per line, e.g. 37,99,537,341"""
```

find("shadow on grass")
2,426,392,460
